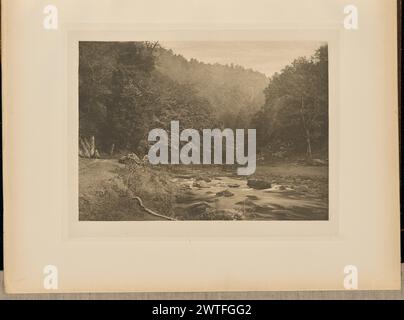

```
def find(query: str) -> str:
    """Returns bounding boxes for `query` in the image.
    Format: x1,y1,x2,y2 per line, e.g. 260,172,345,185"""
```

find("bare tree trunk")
305,130,312,159
90,136,96,158
79,136,100,159
110,143,115,156
79,138,91,158
300,96,313,159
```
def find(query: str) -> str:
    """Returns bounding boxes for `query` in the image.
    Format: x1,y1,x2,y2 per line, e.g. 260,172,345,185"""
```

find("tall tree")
252,45,328,158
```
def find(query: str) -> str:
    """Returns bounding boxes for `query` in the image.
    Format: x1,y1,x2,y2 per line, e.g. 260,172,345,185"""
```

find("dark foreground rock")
186,202,213,215
246,195,260,200
227,183,240,188
247,179,272,190
216,189,234,197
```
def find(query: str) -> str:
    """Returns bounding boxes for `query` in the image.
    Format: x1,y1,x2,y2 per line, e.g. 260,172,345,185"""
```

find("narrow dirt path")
79,158,124,193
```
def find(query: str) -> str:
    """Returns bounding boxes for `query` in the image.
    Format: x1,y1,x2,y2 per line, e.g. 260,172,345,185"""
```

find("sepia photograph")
79,41,329,221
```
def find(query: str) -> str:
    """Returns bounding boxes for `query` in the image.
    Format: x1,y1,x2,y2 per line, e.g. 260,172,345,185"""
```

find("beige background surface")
1,270,403,300
2,0,401,293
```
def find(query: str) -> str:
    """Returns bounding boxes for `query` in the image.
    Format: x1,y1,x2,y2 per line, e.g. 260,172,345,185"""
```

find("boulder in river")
193,181,210,188
246,195,260,200
227,183,240,188
216,189,234,197
247,179,272,190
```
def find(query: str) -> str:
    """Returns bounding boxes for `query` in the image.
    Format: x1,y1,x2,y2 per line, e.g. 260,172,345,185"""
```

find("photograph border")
65,27,340,241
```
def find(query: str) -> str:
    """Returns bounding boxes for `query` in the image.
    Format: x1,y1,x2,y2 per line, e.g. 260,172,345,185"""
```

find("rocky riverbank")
79,158,328,221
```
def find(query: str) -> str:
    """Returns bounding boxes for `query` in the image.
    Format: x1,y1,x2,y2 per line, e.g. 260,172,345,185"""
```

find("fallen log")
131,196,177,221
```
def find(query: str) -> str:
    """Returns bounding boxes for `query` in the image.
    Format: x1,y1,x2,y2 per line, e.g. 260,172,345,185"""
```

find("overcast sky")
160,41,326,78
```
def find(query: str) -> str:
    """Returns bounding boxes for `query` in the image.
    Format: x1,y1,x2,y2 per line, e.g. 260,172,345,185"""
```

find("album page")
2,0,401,293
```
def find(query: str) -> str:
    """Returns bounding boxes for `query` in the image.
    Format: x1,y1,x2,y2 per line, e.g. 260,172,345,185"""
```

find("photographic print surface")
79,41,329,221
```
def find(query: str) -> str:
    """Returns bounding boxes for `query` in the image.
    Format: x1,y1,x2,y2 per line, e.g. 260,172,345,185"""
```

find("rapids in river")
172,175,328,221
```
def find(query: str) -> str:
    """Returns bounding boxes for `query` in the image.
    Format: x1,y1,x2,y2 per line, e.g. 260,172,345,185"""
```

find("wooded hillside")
79,42,328,160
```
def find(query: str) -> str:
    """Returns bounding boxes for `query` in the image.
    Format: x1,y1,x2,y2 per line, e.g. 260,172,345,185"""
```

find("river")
171,174,328,221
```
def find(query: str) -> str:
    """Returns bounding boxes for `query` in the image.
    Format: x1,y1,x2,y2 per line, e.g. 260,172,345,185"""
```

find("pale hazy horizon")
160,41,326,78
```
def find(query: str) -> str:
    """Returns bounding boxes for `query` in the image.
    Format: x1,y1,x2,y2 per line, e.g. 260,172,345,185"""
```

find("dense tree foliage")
79,42,215,155
156,48,268,128
252,45,328,158
80,42,328,159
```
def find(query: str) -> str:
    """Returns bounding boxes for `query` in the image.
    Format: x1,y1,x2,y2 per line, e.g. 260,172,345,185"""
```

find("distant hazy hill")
156,47,269,128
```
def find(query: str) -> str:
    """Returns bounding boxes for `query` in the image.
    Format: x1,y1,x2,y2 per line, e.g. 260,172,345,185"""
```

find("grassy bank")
79,159,179,221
